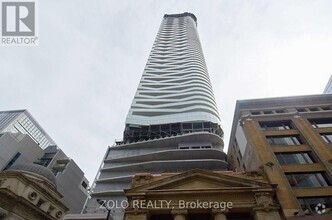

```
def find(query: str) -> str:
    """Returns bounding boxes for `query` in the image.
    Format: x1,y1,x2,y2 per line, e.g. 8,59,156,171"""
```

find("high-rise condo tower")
85,13,227,220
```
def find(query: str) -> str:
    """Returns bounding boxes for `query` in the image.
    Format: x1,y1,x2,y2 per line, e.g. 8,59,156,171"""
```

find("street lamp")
96,199,111,220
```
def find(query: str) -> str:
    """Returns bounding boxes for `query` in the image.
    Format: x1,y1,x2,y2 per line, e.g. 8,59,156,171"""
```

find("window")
260,121,292,131
297,108,307,112
34,158,52,167
275,152,315,165
251,110,287,116
179,146,189,149
182,123,192,130
309,107,319,112
179,145,211,150
320,133,332,143
309,118,332,128
202,146,211,149
81,181,88,189
297,107,332,113
3,152,21,171
286,172,331,187
263,110,273,115
193,123,202,130
36,199,45,208
276,109,286,114
266,135,302,146
322,106,332,111
298,197,332,215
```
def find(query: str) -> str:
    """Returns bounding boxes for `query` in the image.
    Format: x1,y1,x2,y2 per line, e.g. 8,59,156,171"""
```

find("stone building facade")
0,164,68,220
123,169,282,220
227,94,332,219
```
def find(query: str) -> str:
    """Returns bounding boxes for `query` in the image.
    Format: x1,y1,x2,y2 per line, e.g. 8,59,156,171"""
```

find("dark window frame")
275,152,315,165
260,121,293,131
266,135,303,146
286,172,331,188
309,118,332,128
3,152,21,171
320,133,332,143
298,197,332,215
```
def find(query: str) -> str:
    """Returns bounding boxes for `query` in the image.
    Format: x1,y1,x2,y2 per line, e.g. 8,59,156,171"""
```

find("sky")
1,0,332,184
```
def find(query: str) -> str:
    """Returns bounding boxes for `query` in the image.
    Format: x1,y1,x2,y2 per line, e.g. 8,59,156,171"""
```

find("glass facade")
125,13,220,127
3,152,21,171
266,135,302,146
275,152,315,165
0,110,55,149
0,111,21,131
286,172,331,187
320,133,332,143
260,121,292,131
309,118,332,128
324,75,332,94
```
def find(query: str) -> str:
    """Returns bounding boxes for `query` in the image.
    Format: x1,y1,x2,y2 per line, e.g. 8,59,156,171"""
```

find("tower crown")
164,12,197,25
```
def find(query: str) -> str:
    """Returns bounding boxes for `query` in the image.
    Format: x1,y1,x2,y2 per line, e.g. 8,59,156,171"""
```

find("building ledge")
272,145,311,153
293,187,332,197
110,132,224,150
281,163,325,173
91,190,124,196
105,149,226,163
101,159,228,172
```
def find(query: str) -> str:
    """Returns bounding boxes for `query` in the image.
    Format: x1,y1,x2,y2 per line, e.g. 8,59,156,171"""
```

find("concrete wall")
42,146,89,214
56,159,88,214
0,132,44,171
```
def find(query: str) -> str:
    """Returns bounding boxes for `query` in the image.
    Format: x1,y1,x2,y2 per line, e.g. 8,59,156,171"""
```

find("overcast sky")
1,0,331,183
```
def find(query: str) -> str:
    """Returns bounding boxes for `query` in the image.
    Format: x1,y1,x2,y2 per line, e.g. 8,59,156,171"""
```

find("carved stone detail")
245,169,263,177
55,211,63,218
28,191,38,201
254,192,280,212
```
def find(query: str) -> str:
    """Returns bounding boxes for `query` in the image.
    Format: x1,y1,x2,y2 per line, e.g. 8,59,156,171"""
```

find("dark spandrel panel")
123,122,223,144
